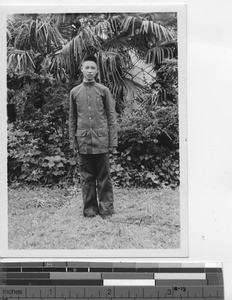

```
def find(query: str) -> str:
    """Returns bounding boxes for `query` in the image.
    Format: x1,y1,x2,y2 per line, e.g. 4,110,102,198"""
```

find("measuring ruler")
0,262,224,300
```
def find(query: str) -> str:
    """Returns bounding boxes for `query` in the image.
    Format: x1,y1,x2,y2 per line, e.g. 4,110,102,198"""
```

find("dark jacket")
69,81,118,154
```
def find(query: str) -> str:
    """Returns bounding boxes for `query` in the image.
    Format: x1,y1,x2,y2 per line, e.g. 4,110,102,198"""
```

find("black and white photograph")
1,5,187,257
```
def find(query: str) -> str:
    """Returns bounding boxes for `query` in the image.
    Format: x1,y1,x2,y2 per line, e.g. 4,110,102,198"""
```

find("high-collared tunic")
69,81,118,154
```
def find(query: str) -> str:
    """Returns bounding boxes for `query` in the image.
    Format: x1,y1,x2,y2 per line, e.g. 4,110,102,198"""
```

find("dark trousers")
78,153,115,217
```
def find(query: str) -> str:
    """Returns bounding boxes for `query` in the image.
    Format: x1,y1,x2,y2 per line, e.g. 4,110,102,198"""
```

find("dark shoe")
101,214,113,220
84,213,97,218
83,207,99,218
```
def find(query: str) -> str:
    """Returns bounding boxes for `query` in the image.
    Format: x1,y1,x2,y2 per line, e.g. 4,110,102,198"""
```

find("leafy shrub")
8,108,77,186
110,105,179,189
8,124,43,183
156,59,178,103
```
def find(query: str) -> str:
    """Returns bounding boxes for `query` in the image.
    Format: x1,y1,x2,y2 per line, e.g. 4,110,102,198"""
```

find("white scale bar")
104,279,155,286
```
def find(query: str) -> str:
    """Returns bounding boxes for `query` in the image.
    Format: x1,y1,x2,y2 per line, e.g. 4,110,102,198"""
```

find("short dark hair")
82,54,98,65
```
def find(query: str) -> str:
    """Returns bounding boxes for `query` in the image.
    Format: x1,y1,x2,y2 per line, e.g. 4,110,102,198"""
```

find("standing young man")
69,55,118,219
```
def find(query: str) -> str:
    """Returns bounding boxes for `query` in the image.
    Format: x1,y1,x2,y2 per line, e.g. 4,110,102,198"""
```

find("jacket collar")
82,80,96,87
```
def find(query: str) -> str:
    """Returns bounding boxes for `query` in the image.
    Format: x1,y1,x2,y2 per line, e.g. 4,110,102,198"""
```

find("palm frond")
51,13,69,26
41,52,68,82
146,42,176,66
11,16,63,53
13,19,31,49
92,19,112,39
96,50,146,96
141,20,174,40
6,17,15,45
35,18,63,52
110,77,146,98
7,28,12,43
121,15,135,34
102,35,133,53
96,50,124,85
108,14,122,35
7,48,35,73
121,15,174,42
123,77,147,94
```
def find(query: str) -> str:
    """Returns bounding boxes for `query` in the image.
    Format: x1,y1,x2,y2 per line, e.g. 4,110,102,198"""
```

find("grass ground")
8,186,180,249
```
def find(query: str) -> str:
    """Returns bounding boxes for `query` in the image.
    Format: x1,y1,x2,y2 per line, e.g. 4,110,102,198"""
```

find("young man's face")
81,60,98,82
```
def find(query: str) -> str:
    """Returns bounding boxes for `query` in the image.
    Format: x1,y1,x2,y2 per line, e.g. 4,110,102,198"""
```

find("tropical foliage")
7,12,179,189
7,13,177,94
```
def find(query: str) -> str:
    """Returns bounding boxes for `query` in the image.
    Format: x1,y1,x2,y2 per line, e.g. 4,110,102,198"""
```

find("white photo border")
0,3,187,258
